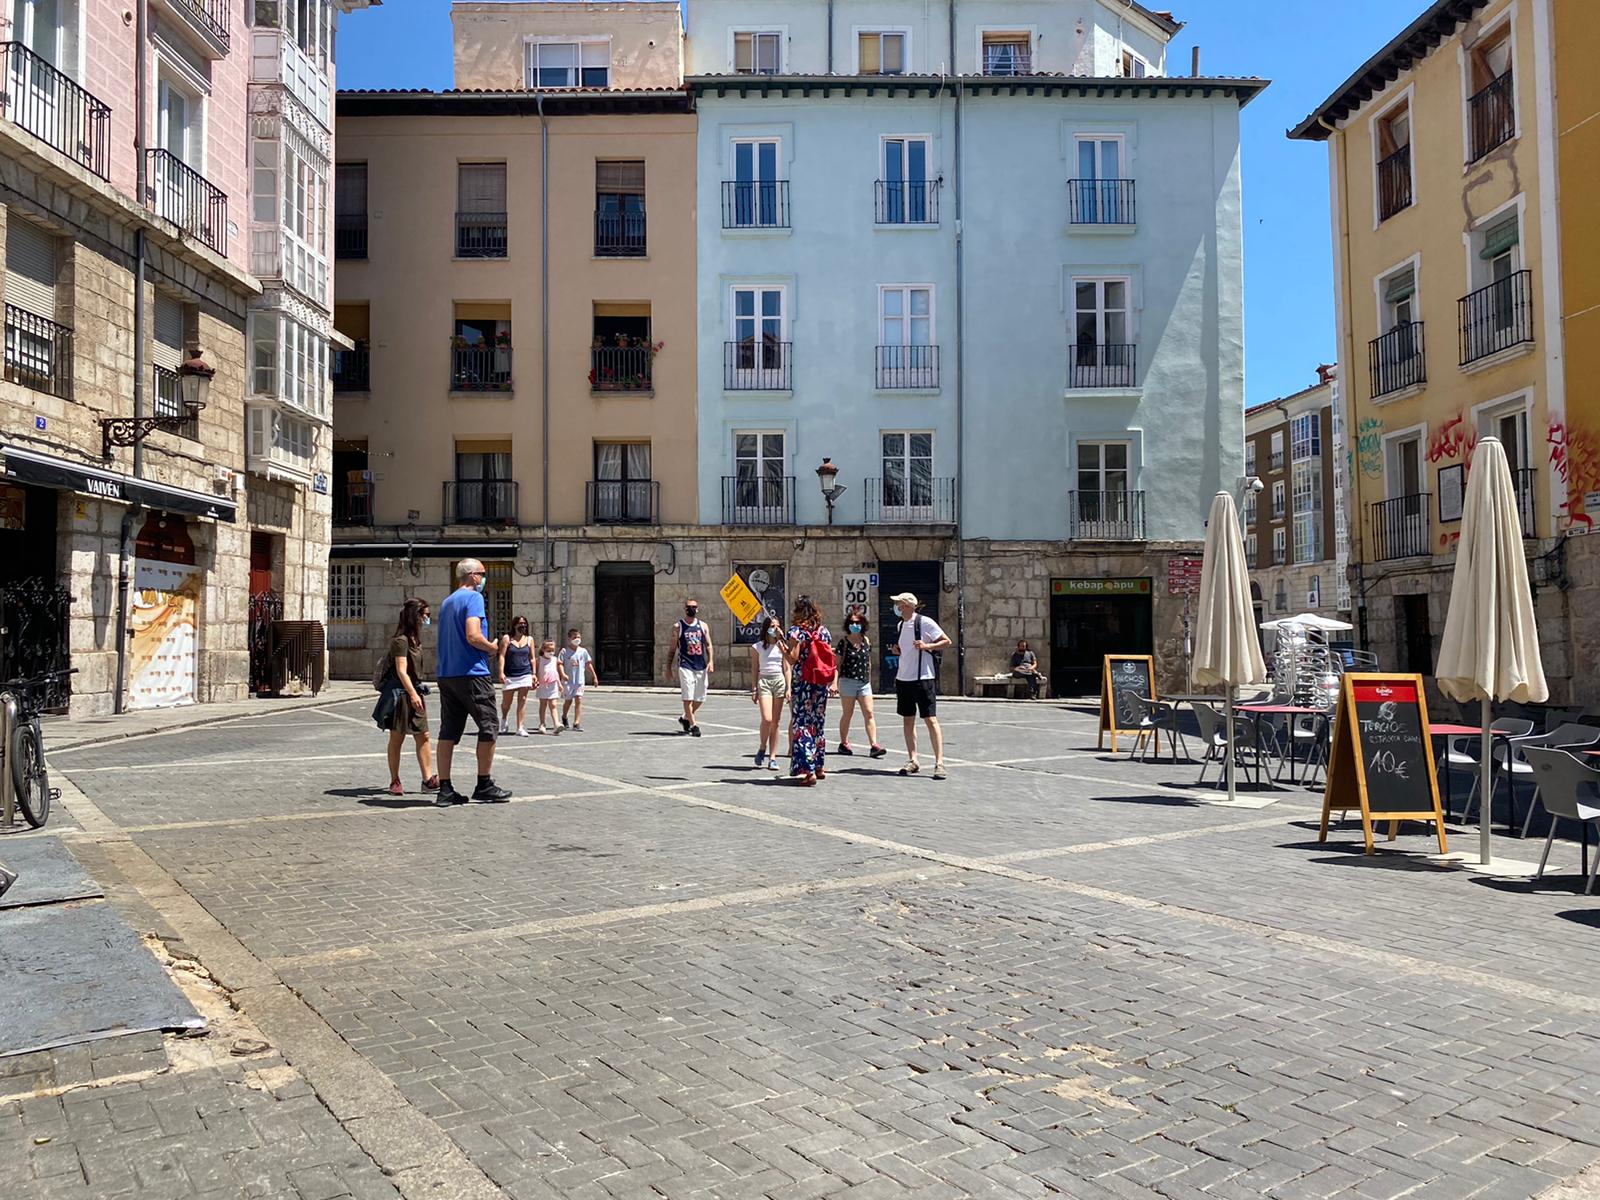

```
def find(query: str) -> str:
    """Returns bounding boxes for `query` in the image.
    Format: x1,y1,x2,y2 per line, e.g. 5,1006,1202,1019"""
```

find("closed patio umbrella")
1193,490,1269,801
1435,436,1546,867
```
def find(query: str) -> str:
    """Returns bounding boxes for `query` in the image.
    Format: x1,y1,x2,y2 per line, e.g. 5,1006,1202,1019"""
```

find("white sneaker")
516,727,528,737
551,725,562,735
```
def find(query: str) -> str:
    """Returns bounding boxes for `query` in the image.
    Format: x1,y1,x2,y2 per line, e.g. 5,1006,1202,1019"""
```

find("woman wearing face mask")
835,605,887,758
378,597,438,796
783,595,835,786
497,615,534,735
748,616,790,770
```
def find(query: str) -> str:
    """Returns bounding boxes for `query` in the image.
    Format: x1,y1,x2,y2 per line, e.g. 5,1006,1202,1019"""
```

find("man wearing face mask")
434,558,512,805
666,599,714,735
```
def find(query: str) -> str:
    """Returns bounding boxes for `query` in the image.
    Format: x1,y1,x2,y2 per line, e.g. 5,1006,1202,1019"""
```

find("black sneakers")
434,783,468,807
690,725,702,738
472,779,512,803
679,716,692,733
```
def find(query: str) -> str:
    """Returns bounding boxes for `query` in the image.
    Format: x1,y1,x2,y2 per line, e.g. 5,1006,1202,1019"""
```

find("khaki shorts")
756,674,788,699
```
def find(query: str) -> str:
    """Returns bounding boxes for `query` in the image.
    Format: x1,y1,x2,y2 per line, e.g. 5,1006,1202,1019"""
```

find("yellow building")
1291,0,1596,701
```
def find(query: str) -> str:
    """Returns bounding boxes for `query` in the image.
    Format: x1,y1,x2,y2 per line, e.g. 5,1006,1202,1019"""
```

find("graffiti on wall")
1427,412,1477,465
1549,419,1600,532
1356,418,1384,477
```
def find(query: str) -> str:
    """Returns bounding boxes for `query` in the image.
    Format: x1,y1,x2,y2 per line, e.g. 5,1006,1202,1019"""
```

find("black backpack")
903,614,943,675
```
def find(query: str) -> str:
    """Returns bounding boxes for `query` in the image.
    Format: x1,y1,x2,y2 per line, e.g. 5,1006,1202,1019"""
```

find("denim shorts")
836,677,872,699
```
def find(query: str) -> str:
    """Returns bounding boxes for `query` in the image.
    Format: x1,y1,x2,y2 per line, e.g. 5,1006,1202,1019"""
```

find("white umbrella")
1193,491,1269,801
1436,437,1547,867
1261,612,1354,631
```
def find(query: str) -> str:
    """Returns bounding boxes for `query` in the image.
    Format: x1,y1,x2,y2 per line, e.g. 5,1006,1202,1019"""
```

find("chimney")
1191,46,1201,76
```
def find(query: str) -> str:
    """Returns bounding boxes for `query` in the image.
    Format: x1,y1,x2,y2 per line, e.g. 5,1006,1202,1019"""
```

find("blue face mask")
847,624,863,634
422,617,431,627
474,578,486,593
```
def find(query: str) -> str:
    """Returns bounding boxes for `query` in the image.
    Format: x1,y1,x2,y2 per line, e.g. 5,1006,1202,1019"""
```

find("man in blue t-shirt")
434,558,511,806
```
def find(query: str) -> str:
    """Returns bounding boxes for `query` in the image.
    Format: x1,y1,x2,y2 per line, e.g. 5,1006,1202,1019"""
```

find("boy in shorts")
559,628,598,730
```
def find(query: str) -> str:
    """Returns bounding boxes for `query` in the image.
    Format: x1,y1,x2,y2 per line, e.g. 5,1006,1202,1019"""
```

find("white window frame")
1462,195,1525,293
524,36,612,89
1272,527,1288,568
1457,6,1520,163
1120,48,1152,78
853,27,910,74
879,134,934,224
731,28,784,75
1269,429,1285,472
1472,390,1533,473
732,430,788,521
155,65,206,172
1246,532,1257,565
248,310,330,423
1271,479,1286,519
877,283,936,388
1068,274,1133,389
1290,413,1321,462
1368,85,1416,227
12,0,83,79
879,430,936,521
1244,491,1258,526
726,137,785,229
1292,462,1323,564
1245,440,1256,478
1382,424,1428,500
728,283,788,389
977,27,1035,75
1373,254,1423,333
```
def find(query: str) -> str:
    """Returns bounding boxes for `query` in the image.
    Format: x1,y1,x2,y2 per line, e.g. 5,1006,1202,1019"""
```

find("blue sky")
336,0,1405,408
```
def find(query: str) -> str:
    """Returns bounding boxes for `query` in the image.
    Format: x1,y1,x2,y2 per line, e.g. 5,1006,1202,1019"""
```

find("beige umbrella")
1193,490,1269,801
1436,436,1547,866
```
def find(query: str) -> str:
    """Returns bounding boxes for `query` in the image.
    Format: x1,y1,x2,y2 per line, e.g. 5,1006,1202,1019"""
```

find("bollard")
0,693,14,828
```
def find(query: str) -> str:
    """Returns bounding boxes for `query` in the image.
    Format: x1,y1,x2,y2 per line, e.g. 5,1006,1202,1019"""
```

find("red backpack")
799,634,837,686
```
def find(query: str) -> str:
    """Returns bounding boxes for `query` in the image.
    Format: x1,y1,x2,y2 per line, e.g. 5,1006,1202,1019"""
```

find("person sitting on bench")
1009,640,1043,699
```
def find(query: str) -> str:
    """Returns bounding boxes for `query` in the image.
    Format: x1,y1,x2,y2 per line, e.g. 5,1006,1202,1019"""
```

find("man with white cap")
891,592,951,778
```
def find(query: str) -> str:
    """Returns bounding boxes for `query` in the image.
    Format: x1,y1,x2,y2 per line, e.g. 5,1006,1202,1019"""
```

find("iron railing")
594,208,646,256
450,343,512,391
874,180,938,224
3,305,72,399
1068,490,1146,540
875,344,940,389
334,215,367,259
589,345,654,392
1368,322,1426,397
721,475,795,525
152,365,200,439
1273,540,1288,566
333,480,374,527
1377,146,1412,220
721,181,789,229
1372,494,1431,560
0,42,111,179
1512,467,1537,538
444,479,518,525
147,148,228,255
332,344,370,391
0,578,71,708
586,479,659,525
1067,179,1136,224
248,590,284,696
724,340,791,390
456,211,507,258
864,476,956,524
1066,343,1136,389
1468,71,1515,162
982,46,1031,75
1459,269,1533,365
170,0,231,48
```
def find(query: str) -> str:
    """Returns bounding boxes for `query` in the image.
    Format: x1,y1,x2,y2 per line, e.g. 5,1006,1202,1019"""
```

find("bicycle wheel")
12,720,48,828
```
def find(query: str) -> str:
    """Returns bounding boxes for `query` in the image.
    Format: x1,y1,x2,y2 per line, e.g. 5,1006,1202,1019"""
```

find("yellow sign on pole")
720,573,763,625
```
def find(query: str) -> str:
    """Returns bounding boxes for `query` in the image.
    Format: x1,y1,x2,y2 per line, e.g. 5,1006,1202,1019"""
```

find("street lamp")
100,346,215,461
816,457,847,525
178,346,215,410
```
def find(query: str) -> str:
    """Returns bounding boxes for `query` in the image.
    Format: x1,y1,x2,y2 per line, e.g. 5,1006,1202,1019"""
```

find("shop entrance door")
128,514,199,709
876,561,942,692
1050,580,1153,698
596,563,654,683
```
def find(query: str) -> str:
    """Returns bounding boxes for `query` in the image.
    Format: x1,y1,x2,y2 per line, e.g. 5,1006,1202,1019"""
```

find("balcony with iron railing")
3,305,72,399
721,181,790,229
1067,179,1135,225
1459,269,1533,366
864,476,956,525
586,479,659,525
874,180,938,224
724,340,792,391
721,475,795,525
147,148,228,255
0,43,111,179
589,343,655,393
875,345,939,390
594,208,646,257
443,479,518,525
332,344,370,392
1369,321,1426,398
335,215,367,259
1371,493,1431,560
1468,70,1515,162
1068,490,1146,540
981,46,1031,75
333,479,375,527
1272,541,1288,566
152,365,200,439
456,211,507,258
1377,146,1412,221
1066,343,1136,390
164,0,231,54
450,342,512,392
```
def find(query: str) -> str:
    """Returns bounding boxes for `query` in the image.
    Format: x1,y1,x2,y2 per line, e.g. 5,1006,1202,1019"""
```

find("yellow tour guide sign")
720,573,763,625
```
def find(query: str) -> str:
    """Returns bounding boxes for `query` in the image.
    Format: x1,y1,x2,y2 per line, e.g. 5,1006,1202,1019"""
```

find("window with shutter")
458,164,507,213
5,219,58,319
154,295,184,370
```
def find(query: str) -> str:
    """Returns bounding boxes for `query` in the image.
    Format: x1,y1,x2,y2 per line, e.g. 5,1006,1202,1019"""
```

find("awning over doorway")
0,445,237,523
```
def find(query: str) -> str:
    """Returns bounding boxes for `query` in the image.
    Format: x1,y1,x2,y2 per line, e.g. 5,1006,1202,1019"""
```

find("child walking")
497,615,534,736
534,638,567,734
559,628,598,731
749,616,789,771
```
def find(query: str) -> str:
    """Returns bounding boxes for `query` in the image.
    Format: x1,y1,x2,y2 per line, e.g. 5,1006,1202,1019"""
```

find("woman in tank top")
497,615,534,736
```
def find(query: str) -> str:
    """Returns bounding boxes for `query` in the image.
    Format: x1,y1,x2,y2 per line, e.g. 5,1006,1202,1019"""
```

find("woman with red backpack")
783,595,836,786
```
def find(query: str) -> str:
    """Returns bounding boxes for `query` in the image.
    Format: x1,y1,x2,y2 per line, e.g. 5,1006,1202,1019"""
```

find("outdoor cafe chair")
1127,694,1188,763
1455,718,1535,817
1520,747,1600,895
1193,702,1269,788
1464,722,1597,832
1519,725,1600,837
1284,712,1330,787
1542,707,1586,734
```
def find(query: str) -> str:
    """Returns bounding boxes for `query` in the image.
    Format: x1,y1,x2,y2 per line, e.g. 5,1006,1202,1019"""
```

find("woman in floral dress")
785,595,834,786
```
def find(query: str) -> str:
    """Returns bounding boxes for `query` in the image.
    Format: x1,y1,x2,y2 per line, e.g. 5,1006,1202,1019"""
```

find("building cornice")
337,88,693,117
686,74,1267,106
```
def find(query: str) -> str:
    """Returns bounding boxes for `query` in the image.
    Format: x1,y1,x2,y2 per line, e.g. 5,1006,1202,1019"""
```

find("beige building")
1289,0,1594,699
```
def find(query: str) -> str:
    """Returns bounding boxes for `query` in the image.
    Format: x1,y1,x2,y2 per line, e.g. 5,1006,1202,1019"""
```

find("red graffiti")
1427,413,1477,465
1549,420,1600,530
1438,530,1462,552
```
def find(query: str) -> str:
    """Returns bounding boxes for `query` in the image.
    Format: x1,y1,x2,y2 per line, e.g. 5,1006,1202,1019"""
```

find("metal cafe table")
1428,723,1515,828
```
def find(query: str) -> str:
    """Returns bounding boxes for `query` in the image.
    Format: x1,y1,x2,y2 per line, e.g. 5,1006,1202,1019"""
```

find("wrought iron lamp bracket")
100,404,205,462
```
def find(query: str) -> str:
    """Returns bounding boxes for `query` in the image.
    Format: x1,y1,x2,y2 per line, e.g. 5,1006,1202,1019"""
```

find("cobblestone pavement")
10,692,1600,1199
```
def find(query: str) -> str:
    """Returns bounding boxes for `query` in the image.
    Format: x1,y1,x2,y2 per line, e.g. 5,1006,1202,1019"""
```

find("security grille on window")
526,40,610,88
858,31,905,74
484,562,513,638
734,31,782,74
328,563,368,649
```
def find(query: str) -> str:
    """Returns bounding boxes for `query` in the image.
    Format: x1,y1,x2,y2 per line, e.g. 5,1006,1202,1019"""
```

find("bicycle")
2,667,73,829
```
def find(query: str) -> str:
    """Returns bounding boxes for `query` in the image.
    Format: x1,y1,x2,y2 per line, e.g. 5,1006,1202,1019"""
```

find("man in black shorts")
891,592,952,779
434,558,511,805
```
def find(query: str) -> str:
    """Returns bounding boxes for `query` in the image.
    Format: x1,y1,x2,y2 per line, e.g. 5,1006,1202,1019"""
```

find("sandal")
815,768,826,780
801,773,817,787
898,761,920,776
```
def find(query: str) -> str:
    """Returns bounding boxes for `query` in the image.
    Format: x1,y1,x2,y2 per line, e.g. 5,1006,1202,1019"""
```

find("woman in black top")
384,598,438,796
835,605,887,758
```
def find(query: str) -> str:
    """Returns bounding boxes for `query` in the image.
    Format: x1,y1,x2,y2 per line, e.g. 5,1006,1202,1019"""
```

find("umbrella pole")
1226,685,1237,802
1480,695,1492,867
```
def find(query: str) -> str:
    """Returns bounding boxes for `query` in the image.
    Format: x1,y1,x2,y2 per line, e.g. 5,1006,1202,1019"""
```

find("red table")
1429,724,1514,826
1238,704,1327,785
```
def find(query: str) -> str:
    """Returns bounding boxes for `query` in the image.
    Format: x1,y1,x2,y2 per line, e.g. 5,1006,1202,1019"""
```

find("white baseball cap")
889,592,919,607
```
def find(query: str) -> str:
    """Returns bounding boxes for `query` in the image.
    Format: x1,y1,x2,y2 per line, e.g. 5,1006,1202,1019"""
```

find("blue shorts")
837,677,872,699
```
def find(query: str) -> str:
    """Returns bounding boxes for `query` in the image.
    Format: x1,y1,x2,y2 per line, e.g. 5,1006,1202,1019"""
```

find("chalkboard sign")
1098,655,1156,752
1319,673,1448,855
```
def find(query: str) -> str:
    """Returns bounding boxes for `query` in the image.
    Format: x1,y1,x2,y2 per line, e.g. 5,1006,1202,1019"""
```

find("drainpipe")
537,92,551,638
826,0,833,73
133,1,148,477
112,507,136,713
950,0,967,692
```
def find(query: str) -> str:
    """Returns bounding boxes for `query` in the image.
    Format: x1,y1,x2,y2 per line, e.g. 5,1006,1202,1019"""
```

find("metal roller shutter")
153,294,184,370
5,219,57,319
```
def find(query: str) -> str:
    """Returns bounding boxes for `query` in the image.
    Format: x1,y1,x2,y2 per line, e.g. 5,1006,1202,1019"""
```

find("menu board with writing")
1098,655,1156,752
1319,674,1447,854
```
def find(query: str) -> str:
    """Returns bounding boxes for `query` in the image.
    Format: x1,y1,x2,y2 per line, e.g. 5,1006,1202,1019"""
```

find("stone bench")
975,674,1047,699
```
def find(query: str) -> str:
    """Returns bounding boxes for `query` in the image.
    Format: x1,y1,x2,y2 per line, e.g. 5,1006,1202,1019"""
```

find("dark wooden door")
596,564,654,683
876,561,942,692
1399,593,1432,674
1050,592,1153,698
